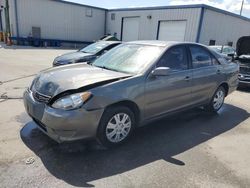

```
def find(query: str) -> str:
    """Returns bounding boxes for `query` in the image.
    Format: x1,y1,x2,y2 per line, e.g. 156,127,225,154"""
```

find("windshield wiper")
87,61,93,66
102,66,116,71
94,65,118,72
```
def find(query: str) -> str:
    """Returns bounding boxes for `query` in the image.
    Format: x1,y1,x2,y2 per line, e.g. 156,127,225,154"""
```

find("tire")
205,86,226,113
97,106,136,148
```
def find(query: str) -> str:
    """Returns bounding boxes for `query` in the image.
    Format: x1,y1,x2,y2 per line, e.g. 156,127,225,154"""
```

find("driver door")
144,45,193,120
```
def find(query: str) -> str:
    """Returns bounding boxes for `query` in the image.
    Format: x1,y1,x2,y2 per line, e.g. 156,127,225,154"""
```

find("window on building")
228,42,233,47
86,8,93,17
209,40,216,46
32,27,41,38
111,13,115,20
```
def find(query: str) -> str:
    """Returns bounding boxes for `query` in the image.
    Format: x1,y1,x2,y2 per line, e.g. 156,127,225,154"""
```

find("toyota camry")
23,41,239,147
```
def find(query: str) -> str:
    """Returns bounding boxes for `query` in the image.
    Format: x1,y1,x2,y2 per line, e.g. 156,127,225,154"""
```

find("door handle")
184,76,190,81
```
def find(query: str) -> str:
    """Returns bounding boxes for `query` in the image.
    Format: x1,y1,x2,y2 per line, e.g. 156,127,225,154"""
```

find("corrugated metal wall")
6,1,250,46
200,9,250,47
106,8,202,42
0,0,5,31
8,0,17,35
0,9,6,32
10,0,106,41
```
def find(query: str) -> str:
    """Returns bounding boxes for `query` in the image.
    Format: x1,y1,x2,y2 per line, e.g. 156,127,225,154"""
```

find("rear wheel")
97,106,135,148
205,86,226,113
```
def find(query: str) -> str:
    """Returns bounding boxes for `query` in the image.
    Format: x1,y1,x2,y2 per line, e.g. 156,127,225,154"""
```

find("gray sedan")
53,41,121,66
23,41,239,147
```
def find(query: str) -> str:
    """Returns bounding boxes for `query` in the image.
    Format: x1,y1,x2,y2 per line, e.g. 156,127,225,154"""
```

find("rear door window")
189,45,212,68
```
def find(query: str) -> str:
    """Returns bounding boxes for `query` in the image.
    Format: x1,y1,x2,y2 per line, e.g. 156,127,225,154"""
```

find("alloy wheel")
213,89,225,110
105,113,132,143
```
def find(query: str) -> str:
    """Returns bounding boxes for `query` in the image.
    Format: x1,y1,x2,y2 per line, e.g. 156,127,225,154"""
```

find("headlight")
52,92,92,110
238,74,245,80
53,58,59,64
30,76,39,90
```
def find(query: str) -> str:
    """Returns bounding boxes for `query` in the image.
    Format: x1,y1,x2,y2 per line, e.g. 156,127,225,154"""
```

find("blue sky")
65,0,250,17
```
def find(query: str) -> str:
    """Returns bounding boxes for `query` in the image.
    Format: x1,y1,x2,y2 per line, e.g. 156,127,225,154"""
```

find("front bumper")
23,90,104,143
239,80,250,87
238,74,250,87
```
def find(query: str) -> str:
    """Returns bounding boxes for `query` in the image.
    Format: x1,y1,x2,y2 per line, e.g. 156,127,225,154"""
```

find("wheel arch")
219,82,229,96
105,100,141,125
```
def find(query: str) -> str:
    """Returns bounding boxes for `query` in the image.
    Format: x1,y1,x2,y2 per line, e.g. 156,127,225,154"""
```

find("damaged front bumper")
23,89,104,143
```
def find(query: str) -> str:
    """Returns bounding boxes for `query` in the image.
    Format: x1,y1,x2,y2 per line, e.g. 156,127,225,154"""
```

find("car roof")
127,40,178,47
96,40,121,44
210,45,233,48
126,40,208,48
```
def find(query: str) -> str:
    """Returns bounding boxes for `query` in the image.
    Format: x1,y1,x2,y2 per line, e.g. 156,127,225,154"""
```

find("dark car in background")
24,41,239,147
53,41,121,66
209,45,236,61
236,36,250,87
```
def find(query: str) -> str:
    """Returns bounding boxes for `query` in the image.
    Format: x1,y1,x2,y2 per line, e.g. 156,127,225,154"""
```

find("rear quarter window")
210,50,228,64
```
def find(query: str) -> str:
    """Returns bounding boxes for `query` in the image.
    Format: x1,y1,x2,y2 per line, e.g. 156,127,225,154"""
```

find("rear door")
188,45,225,104
144,45,193,119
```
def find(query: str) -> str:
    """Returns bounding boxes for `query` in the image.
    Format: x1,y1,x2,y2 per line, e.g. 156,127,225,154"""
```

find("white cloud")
169,0,250,17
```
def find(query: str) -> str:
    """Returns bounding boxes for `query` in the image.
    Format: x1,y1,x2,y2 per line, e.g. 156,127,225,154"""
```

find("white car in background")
209,45,236,61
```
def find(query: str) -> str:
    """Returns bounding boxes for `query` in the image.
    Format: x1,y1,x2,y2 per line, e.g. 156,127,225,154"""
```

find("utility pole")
240,0,244,16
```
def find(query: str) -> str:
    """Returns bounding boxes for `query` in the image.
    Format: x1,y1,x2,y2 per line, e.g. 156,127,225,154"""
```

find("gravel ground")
0,43,250,188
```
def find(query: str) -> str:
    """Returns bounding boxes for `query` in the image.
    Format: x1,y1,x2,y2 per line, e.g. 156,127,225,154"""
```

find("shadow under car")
20,103,249,187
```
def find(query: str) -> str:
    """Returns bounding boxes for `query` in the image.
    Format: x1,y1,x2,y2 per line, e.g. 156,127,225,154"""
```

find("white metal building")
0,0,106,43
1,0,250,47
107,5,250,47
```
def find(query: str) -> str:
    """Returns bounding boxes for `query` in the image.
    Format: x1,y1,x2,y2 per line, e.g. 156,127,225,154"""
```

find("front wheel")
205,86,226,113
97,106,136,148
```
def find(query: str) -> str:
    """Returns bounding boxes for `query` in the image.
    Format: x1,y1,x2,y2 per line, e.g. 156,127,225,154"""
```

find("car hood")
55,51,93,62
236,36,250,57
33,64,130,97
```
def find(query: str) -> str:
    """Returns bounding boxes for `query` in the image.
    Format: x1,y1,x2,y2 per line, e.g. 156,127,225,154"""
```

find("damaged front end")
236,36,250,86
23,64,132,142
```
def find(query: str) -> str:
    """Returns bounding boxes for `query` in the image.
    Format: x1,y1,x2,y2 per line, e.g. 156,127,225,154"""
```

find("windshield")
92,44,164,74
80,42,111,54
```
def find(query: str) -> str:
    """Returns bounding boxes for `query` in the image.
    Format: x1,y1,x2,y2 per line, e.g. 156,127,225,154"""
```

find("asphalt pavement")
0,43,250,188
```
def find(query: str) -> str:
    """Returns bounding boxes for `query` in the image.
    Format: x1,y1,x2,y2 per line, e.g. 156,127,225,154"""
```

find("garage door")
158,20,187,42
122,17,139,42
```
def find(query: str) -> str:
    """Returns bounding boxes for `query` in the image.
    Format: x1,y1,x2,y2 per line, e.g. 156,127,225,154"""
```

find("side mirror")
151,67,171,76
